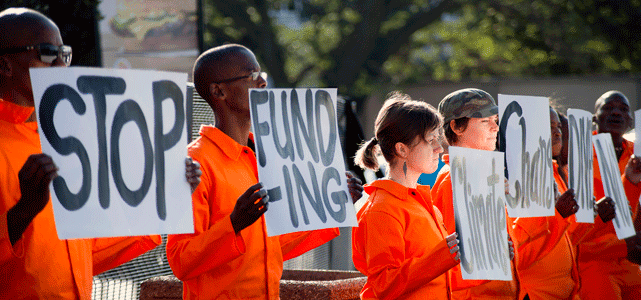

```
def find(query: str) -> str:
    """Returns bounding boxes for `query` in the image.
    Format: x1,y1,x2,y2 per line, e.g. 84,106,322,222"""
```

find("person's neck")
1,89,36,122
215,114,252,146
387,164,419,189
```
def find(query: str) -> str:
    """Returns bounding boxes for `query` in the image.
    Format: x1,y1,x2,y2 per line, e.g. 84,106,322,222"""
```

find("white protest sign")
634,109,640,213
31,67,194,239
567,109,595,223
498,95,555,217
592,133,636,239
249,88,358,236
449,146,512,281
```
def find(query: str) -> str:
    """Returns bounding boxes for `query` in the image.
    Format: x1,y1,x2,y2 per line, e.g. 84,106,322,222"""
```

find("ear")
394,142,409,159
0,56,12,77
450,119,465,136
209,83,226,100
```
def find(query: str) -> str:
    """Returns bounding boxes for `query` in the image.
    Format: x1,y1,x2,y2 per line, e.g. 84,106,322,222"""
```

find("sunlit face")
550,109,563,157
220,49,267,116
5,20,65,106
406,130,443,175
594,96,633,136
455,115,499,151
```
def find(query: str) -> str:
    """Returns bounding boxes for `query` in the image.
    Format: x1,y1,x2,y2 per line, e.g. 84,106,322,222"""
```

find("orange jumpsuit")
508,160,579,300
504,161,579,300
431,154,518,300
0,99,161,299
166,126,338,300
576,138,641,300
352,180,459,300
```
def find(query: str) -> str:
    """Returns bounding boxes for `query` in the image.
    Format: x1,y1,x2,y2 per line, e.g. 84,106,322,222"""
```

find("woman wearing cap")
352,91,461,299
430,88,518,299
431,88,580,299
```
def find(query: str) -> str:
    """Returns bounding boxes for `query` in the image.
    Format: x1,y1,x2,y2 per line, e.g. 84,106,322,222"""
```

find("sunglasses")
216,71,267,83
0,43,72,66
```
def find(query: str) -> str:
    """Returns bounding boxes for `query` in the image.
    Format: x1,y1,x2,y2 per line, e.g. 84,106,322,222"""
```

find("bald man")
0,8,165,299
575,91,641,299
165,44,362,299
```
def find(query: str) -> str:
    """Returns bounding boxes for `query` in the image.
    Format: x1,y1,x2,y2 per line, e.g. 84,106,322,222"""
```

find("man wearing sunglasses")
165,44,363,299
0,8,163,299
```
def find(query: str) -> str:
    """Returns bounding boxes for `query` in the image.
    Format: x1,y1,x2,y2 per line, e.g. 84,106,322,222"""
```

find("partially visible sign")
450,146,512,281
567,109,594,223
31,67,194,239
498,95,555,217
249,88,358,236
592,133,636,239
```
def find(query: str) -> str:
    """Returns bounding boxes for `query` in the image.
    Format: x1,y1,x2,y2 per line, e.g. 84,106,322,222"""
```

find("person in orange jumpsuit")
165,44,363,300
430,88,519,299
576,91,641,300
352,92,461,300
0,8,203,299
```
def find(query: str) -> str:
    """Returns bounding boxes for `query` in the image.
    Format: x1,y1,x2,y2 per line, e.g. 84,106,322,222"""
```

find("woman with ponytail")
351,91,461,300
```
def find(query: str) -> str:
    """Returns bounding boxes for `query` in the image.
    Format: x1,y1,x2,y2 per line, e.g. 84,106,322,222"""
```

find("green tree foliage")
203,0,460,101
0,0,102,67
204,0,641,101
410,0,641,82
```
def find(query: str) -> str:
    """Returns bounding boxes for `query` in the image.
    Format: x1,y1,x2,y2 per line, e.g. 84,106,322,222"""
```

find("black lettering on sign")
272,91,294,162
250,90,270,167
292,90,320,163
594,139,632,228
39,84,92,211
499,101,553,211
77,76,126,209
315,90,337,167
499,101,525,209
452,156,509,275
39,75,185,221
568,115,593,212
152,80,184,220
110,100,154,208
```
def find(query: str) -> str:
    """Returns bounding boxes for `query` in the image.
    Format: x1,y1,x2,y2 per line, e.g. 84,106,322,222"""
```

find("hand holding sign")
446,232,461,261
9,154,59,245
623,155,641,185
595,196,616,223
346,171,363,203
185,157,202,192
555,188,578,218
230,183,270,234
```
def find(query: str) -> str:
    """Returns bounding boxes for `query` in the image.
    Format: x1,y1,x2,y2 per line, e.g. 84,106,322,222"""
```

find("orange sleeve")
92,235,161,275
165,170,246,281
279,227,338,261
510,211,572,270
355,210,458,299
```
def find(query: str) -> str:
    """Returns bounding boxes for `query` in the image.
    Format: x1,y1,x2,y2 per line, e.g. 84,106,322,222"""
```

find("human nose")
257,75,267,88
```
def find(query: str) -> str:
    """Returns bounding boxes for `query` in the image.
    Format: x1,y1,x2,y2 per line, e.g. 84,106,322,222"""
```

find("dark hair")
354,91,442,171
444,117,470,145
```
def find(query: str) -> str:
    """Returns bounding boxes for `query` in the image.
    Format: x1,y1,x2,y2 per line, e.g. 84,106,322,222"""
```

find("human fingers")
446,232,458,242
447,238,459,248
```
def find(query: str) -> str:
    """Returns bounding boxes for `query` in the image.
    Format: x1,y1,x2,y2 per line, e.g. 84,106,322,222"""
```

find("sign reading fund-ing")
249,88,358,236
499,95,555,218
30,67,194,239
450,147,512,281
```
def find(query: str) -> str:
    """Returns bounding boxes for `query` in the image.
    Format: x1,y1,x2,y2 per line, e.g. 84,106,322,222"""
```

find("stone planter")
139,269,366,300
